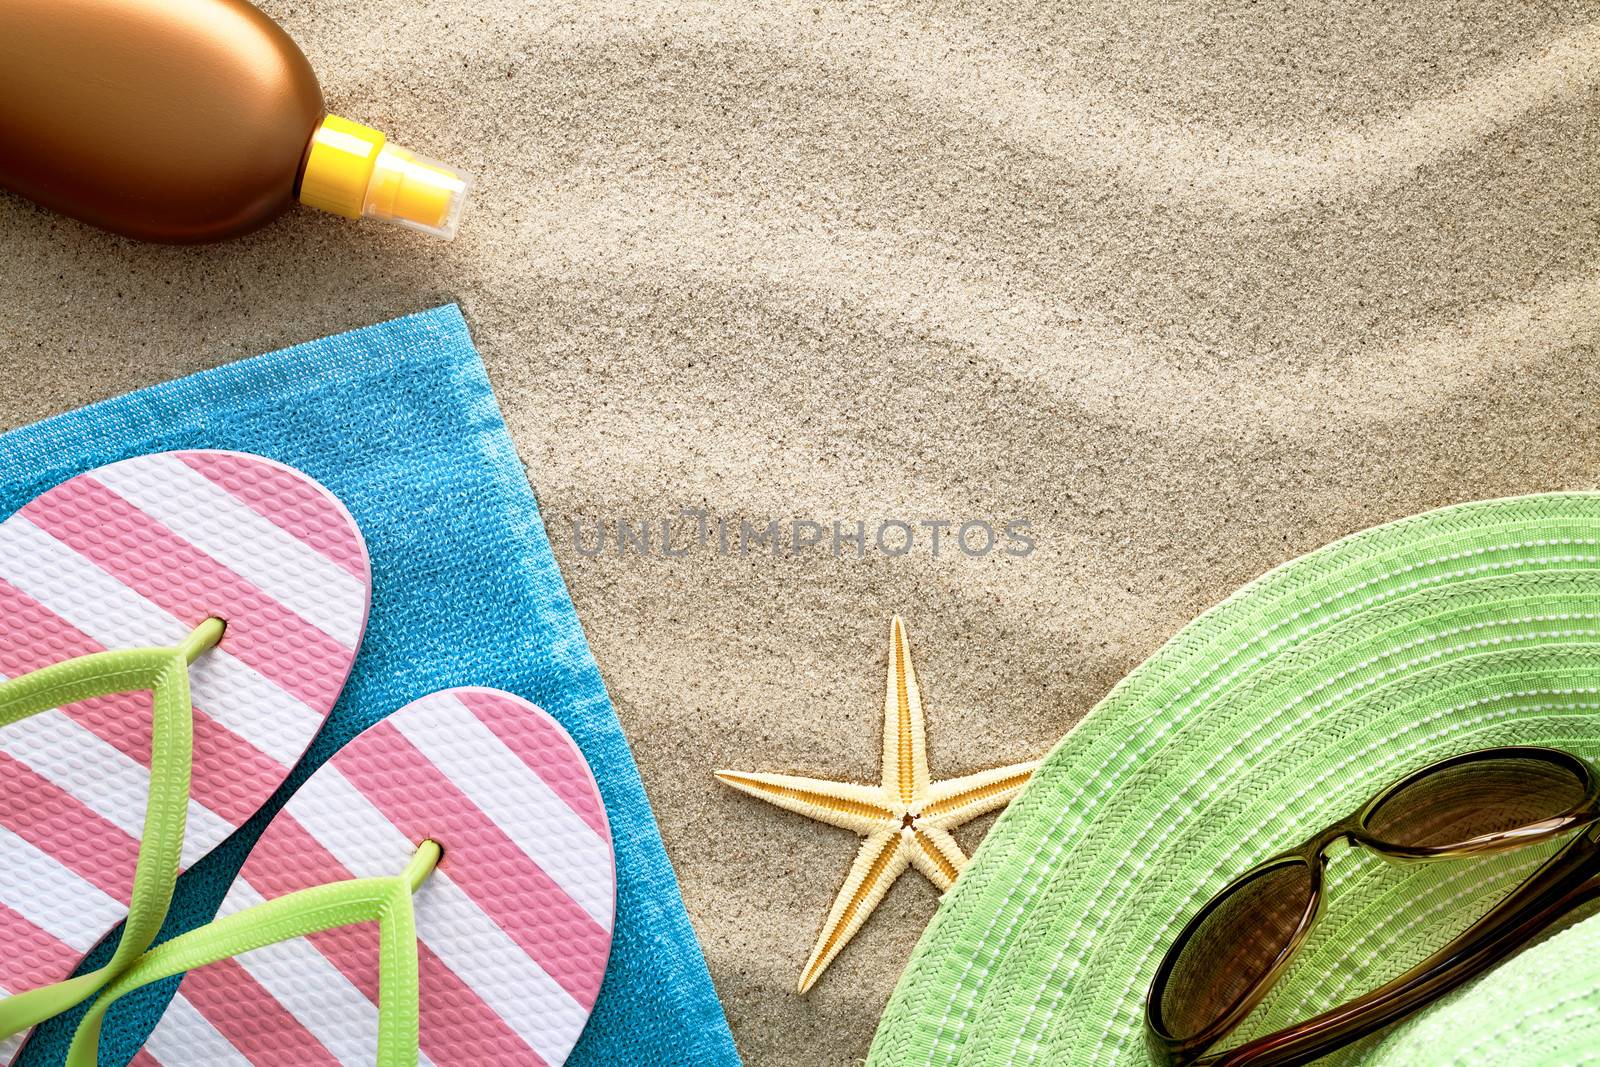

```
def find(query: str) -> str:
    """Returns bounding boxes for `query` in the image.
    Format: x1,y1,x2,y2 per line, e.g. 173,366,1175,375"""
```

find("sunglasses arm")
1205,842,1600,1067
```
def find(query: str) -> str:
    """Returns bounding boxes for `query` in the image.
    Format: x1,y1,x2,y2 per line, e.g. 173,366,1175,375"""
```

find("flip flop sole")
142,687,616,1067
0,450,371,1061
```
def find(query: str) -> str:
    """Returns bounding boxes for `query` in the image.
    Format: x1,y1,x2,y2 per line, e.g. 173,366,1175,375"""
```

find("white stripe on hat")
392,695,614,929
0,517,321,766
93,457,366,650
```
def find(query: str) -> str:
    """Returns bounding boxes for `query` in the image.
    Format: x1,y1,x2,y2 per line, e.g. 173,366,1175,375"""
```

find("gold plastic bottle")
0,0,470,243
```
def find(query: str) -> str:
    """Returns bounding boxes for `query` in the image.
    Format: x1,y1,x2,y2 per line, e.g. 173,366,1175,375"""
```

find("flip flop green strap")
66,841,442,1067
0,619,222,1040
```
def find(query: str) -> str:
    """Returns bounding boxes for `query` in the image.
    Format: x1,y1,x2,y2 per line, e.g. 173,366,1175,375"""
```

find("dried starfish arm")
714,770,894,835
881,615,931,803
906,824,970,892
715,617,1044,993
799,828,910,993
920,759,1041,830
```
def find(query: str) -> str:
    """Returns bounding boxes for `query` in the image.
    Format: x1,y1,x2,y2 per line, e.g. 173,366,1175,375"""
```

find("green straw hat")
1363,907,1600,1067
867,493,1600,1066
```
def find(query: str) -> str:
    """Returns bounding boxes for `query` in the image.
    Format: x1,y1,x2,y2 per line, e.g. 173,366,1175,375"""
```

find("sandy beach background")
1,2,1597,1063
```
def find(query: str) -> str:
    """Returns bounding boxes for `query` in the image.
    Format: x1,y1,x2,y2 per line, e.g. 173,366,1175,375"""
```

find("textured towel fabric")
0,305,740,1067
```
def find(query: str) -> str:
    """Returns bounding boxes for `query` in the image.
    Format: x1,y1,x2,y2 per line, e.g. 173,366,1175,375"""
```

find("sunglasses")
1145,746,1600,1066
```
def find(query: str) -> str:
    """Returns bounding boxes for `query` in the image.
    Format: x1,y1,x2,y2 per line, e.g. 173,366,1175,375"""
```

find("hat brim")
868,493,1600,1066
1364,906,1600,1066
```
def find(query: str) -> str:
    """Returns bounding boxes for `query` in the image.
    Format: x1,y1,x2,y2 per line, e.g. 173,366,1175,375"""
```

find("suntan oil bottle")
0,0,470,242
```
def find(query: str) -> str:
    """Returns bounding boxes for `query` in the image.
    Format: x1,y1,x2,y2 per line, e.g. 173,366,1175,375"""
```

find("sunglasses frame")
1145,746,1600,1067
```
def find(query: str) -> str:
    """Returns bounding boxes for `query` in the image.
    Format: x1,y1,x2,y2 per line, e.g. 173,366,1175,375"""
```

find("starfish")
716,616,1041,992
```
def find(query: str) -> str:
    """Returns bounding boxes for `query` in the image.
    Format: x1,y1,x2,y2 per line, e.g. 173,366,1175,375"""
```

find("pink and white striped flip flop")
0,450,370,1060
135,687,616,1067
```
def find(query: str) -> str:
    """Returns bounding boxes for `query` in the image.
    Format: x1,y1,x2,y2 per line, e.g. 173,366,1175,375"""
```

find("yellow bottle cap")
298,114,471,240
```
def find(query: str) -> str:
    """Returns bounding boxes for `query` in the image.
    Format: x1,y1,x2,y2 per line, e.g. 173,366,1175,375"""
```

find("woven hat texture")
1365,908,1600,1067
867,493,1600,1066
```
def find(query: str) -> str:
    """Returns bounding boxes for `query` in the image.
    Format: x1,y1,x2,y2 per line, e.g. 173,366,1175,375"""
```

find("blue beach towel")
1,305,740,1067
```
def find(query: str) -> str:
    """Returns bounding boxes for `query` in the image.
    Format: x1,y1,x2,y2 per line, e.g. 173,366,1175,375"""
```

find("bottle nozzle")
298,114,471,240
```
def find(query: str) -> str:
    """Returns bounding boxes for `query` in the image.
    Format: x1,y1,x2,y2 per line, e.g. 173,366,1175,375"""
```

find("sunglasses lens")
1364,752,1590,850
1158,860,1313,1041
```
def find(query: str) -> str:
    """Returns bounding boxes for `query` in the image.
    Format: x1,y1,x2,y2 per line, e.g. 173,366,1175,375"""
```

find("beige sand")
1,2,1597,1063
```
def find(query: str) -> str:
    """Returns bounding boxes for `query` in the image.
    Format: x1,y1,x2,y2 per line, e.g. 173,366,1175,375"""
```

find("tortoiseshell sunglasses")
1145,746,1600,1067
